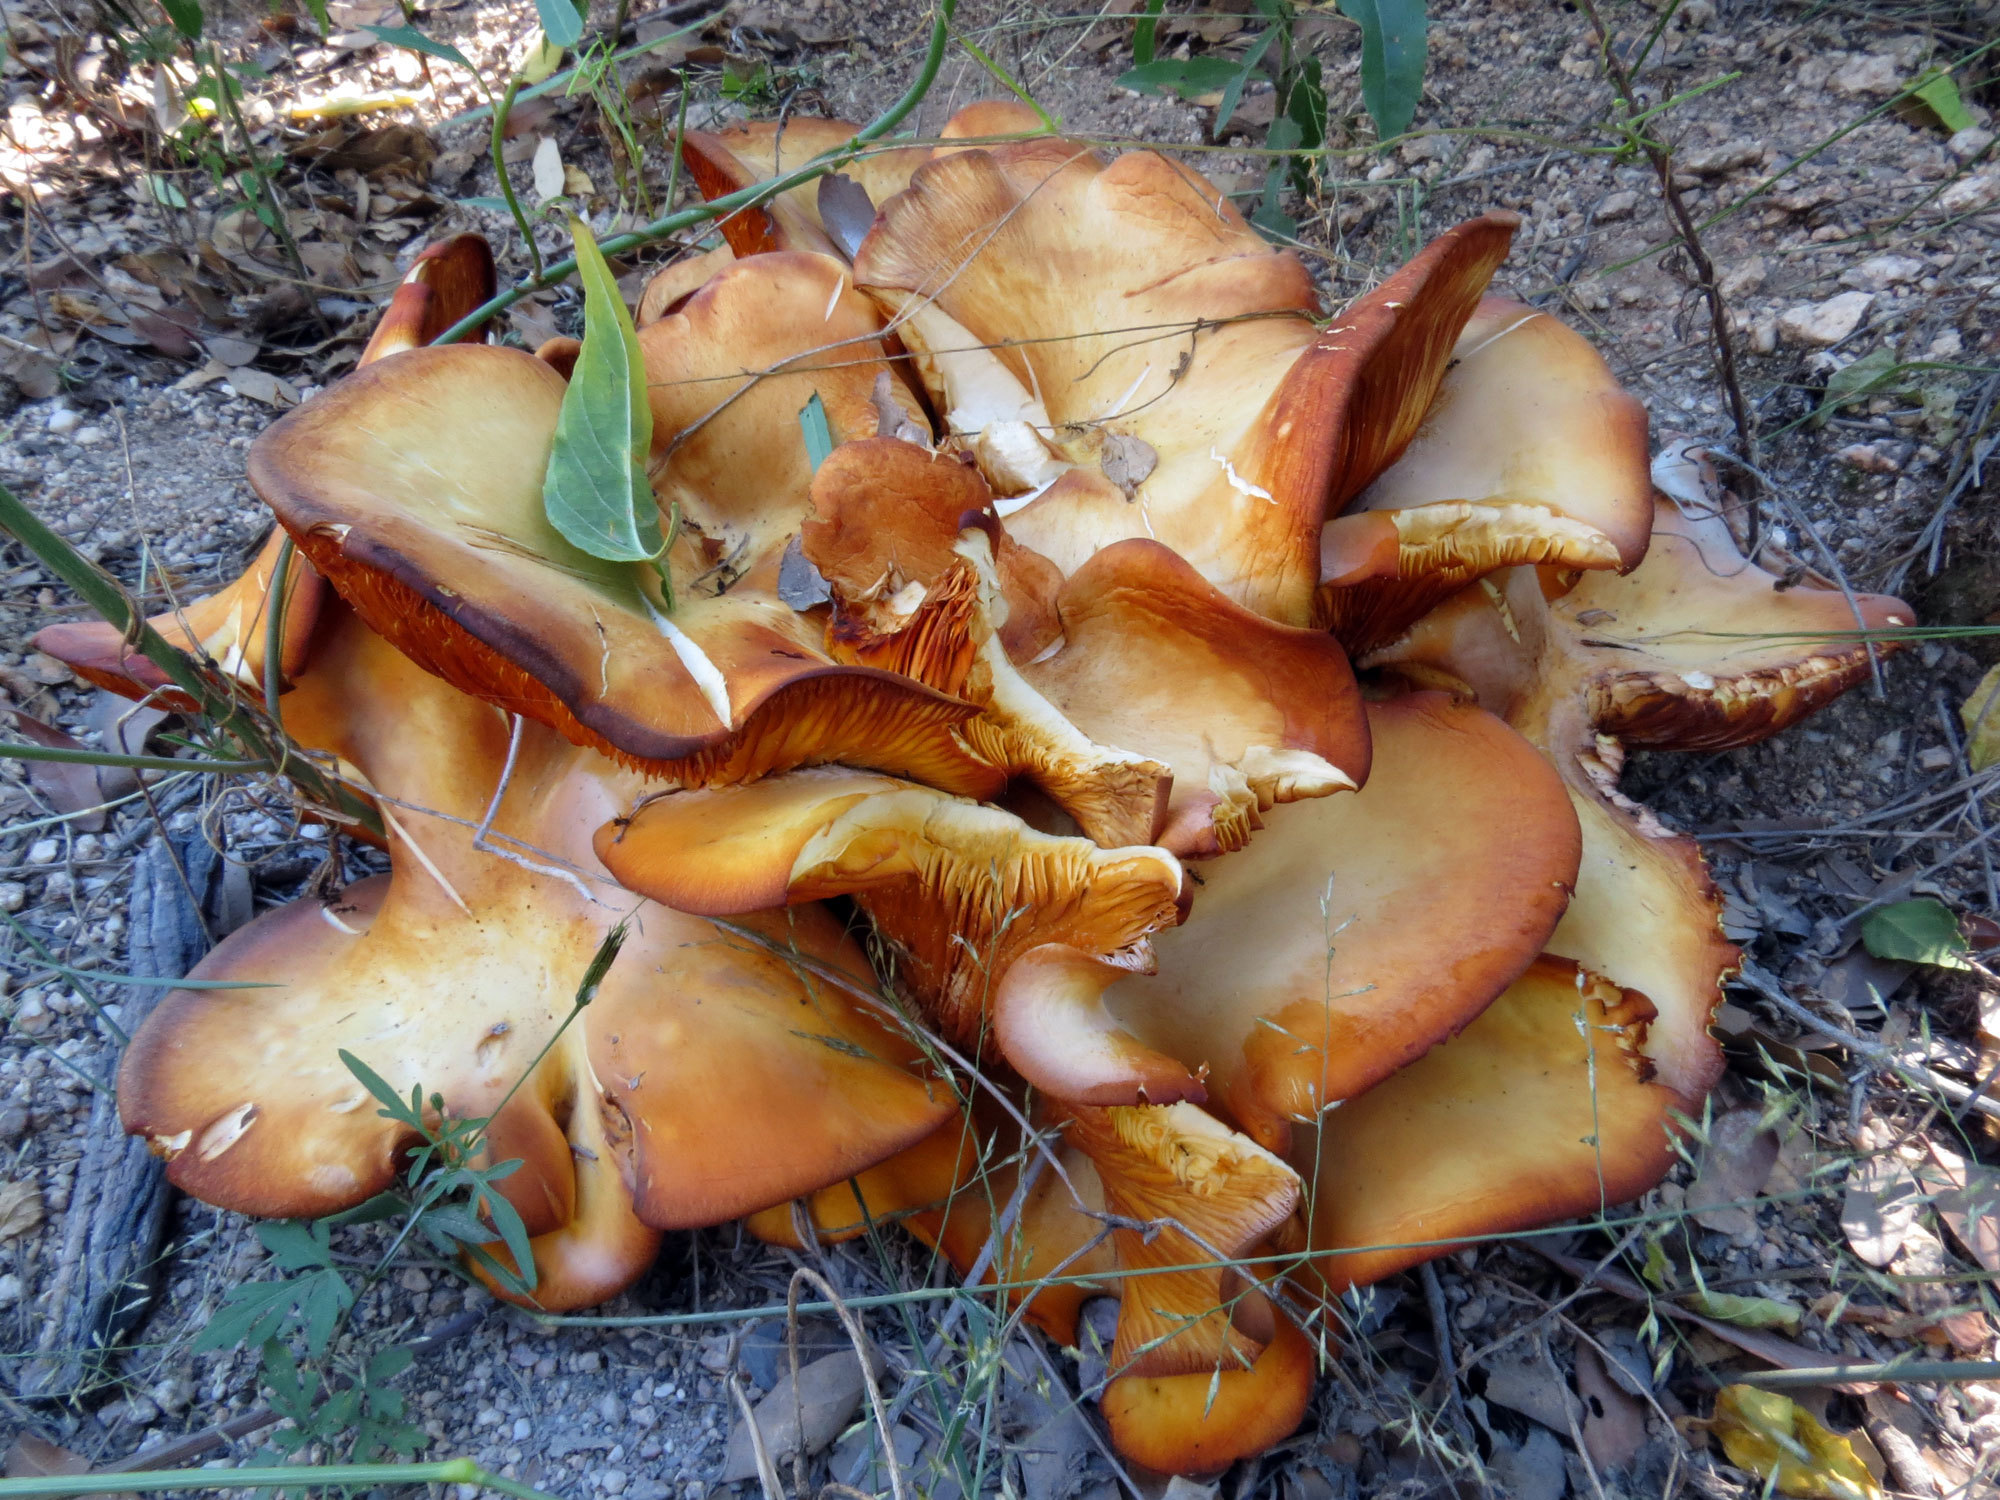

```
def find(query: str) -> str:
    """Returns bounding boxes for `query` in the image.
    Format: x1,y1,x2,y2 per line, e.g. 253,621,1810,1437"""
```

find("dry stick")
787,1267,909,1500
1573,0,1755,521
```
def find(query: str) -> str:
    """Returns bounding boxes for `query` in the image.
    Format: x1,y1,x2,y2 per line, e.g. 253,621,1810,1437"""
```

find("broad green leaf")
1863,898,1972,970
1132,0,1166,67
1116,57,1247,99
1815,347,1903,426
299,1270,352,1355
798,392,834,473
322,1190,408,1228
543,218,666,580
1961,662,2000,773
257,1219,334,1272
1215,29,1276,136
159,0,203,41
1912,69,1975,134
1337,0,1428,140
1684,1289,1803,1333
368,1345,416,1383
191,1278,297,1352
535,0,585,48
362,24,473,71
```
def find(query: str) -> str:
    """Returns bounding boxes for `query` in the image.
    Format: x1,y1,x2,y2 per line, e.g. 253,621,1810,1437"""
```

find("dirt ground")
1,0,1999,1495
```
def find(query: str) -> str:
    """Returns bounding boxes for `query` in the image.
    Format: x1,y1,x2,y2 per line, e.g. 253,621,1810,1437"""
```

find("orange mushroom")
250,251,1007,795
991,693,1579,1145
120,605,955,1309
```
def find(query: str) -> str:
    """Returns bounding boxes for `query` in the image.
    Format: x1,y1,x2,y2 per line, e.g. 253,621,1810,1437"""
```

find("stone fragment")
1596,189,1639,221
1841,253,1925,292
1777,291,1873,347
1829,52,1902,97
1939,173,1999,215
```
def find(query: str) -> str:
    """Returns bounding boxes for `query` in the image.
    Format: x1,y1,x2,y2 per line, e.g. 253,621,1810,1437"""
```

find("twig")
1573,0,1756,519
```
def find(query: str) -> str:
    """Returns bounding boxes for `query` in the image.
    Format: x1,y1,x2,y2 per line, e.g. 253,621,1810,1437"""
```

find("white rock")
1777,291,1873,347
1948,127,1995,163
12,995,50,1035
1841,253,1924,291
1829,52,1902,97
72,425,105,446
0,883,24,913
1836,443,1900,474
1939,173,1999,214
512,1418,532,1441
44,407,78,434
1680,141,1762,176
598,1471,628,1496
0,1274,22,1308
1718,255,1767,298
1927,329,1964,359
1596,189,1639,221
26,839,59,866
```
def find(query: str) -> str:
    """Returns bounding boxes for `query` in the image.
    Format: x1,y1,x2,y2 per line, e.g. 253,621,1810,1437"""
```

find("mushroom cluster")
39,104,1913,1475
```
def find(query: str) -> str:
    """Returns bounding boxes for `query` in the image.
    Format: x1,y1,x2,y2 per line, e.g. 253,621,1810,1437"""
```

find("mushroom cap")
250,254,1007,794
1293,956,1682,1293
1021,537,1370,857
854,140,1335,619
118,609,953,1308
32,524,325,707
595,764,1184,1048
993,694,1580,1145
1317,296,1654,652
745,1113,1120,1345
1101,1292,1314,1476
359,233,498,363
27,228,499,702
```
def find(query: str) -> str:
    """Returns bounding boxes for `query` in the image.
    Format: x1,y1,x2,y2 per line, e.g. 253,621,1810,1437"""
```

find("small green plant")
1117,0,1426,236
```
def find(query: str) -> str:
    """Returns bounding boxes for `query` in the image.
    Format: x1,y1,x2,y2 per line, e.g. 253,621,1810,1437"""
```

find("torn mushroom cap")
119,608,953,1309
1368,495,1912,1100
251,254,1006,795
1020,537,1370,858
992,693,1579,1147
1316,295,1654,655
594,764,1185,1051
803,436,1170,849
32,524,325,707
745,1112,1120,1345
855,139,1334,620
1293,956,1681,1293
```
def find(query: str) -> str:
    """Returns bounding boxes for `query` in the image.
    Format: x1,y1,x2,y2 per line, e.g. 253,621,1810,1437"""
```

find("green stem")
490,73,546,280
261,534,293,725
0,1458,563,1499
442,22,708,125
0,742,273,773
1724,1359,2000,1389
431,0,960,346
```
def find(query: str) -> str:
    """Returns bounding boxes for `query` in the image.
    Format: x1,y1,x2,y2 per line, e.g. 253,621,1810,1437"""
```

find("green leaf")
798,392,834,473
542,218,666,577
159,0,203,41
483,1193,538,1294
362,24,473,71
299,0,330,35
298,1269,354,1355
1116,57,1247,99
535,0,585,48
1336,0,1428,140
1214,29,1275,136
1132,0,1166,67
1685,1289,1803,1333
258,1219,335,1272
340,1049,423,1129
1912,69,1976,134
1863,898,1972,971
1815,347,1905,426
192,1278,299,1353
368,1345,416,1384
321,1190,407,1228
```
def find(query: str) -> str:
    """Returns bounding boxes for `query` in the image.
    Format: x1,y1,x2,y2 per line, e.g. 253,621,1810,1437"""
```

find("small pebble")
1777,291,1873,347
45,407,79,434
0,883,25,913
26,839,59,866
598,1471,627,1496
512,1417,532,1441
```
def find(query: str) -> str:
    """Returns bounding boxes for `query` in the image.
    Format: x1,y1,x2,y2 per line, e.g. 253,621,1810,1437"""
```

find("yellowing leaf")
1684,1290,1803,1333
1963,662,2000,773
0,1180,42,1241
520,32,566,86
1711,1385,1881,1500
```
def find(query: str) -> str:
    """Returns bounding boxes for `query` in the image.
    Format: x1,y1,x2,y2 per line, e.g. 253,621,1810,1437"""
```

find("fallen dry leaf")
1842,1155,1923,1268
1963,663,2000,773
0,1180,44,1241
1688,1107,1782,1235
2,1434,89,1479
1,706,108,830
532,136,565,204
1574,1342,1648,1472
